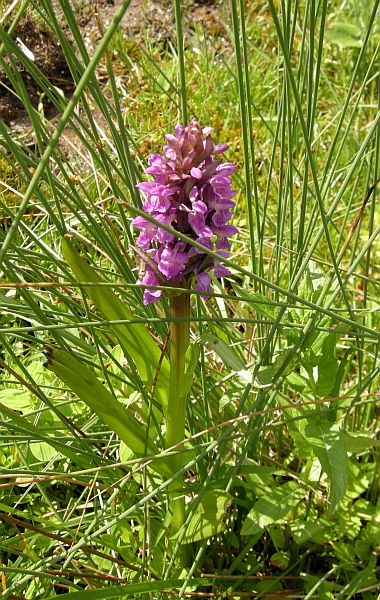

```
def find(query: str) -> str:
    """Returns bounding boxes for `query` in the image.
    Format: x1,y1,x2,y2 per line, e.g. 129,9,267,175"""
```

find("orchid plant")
2,0,378,593
43,121,238,568
132,120,238,564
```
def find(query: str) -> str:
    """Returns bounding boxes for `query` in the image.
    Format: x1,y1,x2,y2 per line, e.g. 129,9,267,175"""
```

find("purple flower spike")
132,120,238,303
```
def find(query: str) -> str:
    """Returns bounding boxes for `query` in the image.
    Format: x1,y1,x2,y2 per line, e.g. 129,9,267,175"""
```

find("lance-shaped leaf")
62,237,170,412
44,347,171,478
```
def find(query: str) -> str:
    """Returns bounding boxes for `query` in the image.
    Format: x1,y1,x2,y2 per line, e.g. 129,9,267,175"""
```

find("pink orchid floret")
132,120,238,304
194,272,212,299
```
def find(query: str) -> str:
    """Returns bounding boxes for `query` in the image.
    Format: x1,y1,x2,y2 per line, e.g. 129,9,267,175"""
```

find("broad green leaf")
325,22,363,48
355,538,372,562
291,520,327,545
240,458,277,495
286,371,309,391
305,417,349,515
30,441,58,462
256,348,298,386
119,440,135,463
270,551,289,570
287,264,326,332
294,265,323,325
220,379,247,409
174,490,232,543
44,347,171,478
346,460,370,499
335,506,361,540
309,327,331,356
301,313,332,352
0,389,33,412
254,580,283,593
241,481,305,535
366,520,380,546
344,432,380,453
306,575,334,600
333,541,356,563
62,237,170,411
352,498,376,520
268,525,285,549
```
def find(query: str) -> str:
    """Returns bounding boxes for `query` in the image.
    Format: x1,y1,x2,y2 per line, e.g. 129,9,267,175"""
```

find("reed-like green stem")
166,293,190,565
173,0,187,125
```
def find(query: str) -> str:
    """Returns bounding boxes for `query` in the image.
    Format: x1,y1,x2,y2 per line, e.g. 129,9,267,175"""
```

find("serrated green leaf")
62,237,170,411
346,460,370,499
241,481,305,535
286,371,309,391
305,417,349,515
174,490,232,543
333,541,356,563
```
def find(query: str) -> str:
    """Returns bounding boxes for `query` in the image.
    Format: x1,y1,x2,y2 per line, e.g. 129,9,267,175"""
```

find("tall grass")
0,0,379,597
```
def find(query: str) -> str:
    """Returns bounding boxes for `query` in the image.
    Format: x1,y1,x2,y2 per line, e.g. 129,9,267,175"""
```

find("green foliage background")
0,0,379,597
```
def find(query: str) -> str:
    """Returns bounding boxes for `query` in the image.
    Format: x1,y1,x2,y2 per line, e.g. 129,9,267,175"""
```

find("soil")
0,0,226,130
0,14,73,127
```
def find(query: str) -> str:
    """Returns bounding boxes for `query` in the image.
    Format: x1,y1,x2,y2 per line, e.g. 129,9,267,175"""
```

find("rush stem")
166,293,190,565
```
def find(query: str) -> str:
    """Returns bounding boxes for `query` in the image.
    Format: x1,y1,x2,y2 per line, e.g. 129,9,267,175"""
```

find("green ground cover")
0,0,379,597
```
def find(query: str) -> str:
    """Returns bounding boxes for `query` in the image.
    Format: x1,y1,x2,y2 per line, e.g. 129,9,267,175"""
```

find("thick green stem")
166,293,190,565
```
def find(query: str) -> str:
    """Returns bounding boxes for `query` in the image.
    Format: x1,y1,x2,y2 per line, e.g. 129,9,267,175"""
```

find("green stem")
173,0,187,125
166,293,190,565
